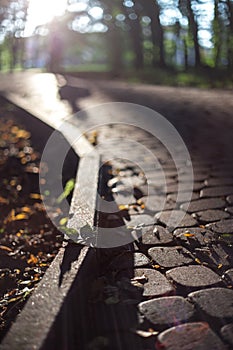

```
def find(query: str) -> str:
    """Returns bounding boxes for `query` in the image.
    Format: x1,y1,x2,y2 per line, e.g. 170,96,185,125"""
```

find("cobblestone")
148,246,194,268
205,178,233,187
206,219,233,234
140,195,166,213
193,209,230,223
3,70,233,350
166,266,221,288
222,269,233,285
225,206,233,214
221,323,233,347
179,173,208,182
136,184,163,197
156,322,227,350
141,225,173,245
201,186,233,198
194,244,231,268
188,288,233,320
155,210,198,228
180,198,226,213
134,268,174,297
133,252,151,267
226,195,233,204
173,227,216,246
125,214,155,231
166,182,205,194
138,296,194,327
167,192,199,203
109,252,150,270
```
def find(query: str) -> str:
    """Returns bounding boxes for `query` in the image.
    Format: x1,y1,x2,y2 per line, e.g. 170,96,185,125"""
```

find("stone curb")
0,93,100,349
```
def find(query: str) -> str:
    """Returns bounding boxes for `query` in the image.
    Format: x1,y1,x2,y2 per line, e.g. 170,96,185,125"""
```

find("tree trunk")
213,0,221,67
226,0,233,70
130,15,144,69
107,24,123,75
143,0,165,68
183,38,188,69
187,1,201,67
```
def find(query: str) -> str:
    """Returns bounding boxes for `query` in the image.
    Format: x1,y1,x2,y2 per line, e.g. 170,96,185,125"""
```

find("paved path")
0,72,233,349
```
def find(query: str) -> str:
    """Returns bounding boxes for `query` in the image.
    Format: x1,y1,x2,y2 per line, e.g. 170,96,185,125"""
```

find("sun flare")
24,0,67,36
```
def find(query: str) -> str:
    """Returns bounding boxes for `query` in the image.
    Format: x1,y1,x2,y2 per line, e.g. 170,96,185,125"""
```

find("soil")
0,98,77,341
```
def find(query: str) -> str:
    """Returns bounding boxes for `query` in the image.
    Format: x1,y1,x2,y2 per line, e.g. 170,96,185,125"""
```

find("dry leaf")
14,213,29,221
30,193,43,200
27,254,38,265
132,329,158,337
183,233,195,237
0,245,13,252
0,196,9,204
21,206,33,214
195,258,202,264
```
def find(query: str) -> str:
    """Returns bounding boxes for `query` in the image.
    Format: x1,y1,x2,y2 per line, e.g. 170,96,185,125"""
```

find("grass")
1,64,232,89
123,67,233,89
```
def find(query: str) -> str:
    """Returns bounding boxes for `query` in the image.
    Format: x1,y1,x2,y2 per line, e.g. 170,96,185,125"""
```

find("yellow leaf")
17,130,31,139
59,217,68,226
195,258,202,264
217,264,223,269
14,213,29,221
184,233,195,237
118,204,129,211
30,193,43,200
27,254,38,265
21,206,33,214
133,329,158,337
4,209,16,223
152,264,161,269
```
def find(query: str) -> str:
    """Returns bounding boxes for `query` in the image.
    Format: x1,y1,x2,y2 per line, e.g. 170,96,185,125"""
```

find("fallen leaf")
27,254,38,265
59,217,68,226
132,329,158,337
21,206,33,214
0,245,13,252
118,204,129,211
152,264,161,269
0,196,9,204
195,258,202,264
14,213,29,221
30,193,43,200
131,274,148,284
184,233,195,237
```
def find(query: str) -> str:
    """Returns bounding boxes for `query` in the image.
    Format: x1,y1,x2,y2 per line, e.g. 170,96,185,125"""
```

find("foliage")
0,0,233,82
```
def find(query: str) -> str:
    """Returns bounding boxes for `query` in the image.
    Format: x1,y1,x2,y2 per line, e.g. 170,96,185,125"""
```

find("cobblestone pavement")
1,72,233,349
84,122,233,350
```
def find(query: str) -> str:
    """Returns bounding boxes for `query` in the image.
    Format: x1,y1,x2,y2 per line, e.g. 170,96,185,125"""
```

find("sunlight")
24,0,67,36
88,6,103,20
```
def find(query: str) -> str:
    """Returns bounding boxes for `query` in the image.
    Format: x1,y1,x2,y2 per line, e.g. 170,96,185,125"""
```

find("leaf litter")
0,105,68,340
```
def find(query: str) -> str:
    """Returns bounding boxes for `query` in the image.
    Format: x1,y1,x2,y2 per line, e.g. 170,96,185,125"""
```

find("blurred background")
0,0,232,87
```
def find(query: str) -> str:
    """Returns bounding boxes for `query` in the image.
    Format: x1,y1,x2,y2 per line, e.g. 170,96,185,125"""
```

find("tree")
0,0,28,70
123,1,144,69
226,0,233,69
143,0,165,67
179,0,201,67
